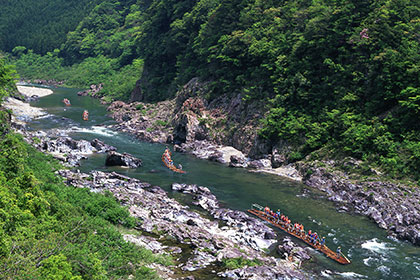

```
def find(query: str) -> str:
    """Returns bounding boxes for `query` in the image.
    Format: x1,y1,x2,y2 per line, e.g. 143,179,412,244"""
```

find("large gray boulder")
91,138,116,153
105,151,142,168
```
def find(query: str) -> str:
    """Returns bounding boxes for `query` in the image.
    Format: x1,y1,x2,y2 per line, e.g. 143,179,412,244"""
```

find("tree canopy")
5,0,420,180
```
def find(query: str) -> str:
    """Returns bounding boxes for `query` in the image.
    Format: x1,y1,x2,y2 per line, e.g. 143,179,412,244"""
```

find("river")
28,86,420,280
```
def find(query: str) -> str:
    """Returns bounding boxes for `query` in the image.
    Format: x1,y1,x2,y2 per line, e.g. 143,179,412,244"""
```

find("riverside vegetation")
3,0,420,183
0,60,172,279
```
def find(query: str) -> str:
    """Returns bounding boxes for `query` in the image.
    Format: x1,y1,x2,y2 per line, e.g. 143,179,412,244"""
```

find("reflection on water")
29,86,420,280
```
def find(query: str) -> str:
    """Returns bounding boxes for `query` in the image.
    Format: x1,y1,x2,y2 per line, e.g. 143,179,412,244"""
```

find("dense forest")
0,58,170,279
3,0,420,181
0,0,99,54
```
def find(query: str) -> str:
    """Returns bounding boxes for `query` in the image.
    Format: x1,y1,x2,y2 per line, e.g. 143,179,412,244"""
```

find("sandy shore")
3,85,54,122
16,85,53,97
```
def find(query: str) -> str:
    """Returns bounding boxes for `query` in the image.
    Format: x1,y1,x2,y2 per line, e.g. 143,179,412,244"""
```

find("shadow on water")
29,86,420,280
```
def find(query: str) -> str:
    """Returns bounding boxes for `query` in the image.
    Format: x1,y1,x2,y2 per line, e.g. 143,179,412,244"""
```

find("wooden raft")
248,208,351,265
161,153,186,174
63,99,71,106
82,111,89,121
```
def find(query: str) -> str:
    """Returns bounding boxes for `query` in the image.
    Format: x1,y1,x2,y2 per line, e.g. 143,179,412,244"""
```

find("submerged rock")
172,183,219,213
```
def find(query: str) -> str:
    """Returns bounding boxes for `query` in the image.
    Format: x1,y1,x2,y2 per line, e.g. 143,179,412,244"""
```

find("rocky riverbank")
56,169,308,279
298,160,420,246
107,77,419,246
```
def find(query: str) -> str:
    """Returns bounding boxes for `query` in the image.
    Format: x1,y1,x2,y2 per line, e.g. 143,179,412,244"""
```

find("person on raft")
82,110,89,120
336,246,341,258
320,237,326,247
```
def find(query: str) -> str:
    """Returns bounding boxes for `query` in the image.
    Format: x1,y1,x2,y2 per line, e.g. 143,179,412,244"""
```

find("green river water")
27,86,420,280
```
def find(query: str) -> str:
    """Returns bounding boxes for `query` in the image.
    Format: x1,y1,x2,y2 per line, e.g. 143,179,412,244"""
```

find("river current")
28,86,420,280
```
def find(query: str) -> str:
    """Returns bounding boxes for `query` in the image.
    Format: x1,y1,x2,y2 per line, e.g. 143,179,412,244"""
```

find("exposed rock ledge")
57,169,308,279
298,161,420,246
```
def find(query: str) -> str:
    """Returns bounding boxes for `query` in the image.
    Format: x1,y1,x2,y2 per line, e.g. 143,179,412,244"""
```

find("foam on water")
312,219,322,225
72,126,118,137
337,272,367,279
320,270,333,278
414,262,420,271
363,257,373,266
361,238,394,254
35,114,53,119
376,265,390,275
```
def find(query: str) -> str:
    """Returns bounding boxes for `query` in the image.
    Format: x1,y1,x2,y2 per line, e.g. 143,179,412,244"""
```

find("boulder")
91,138,116,153
25,95,40,102
248,159,271,169
105,151,142,168
208,151,224,163
271,141,292,168
229,155,247,168
277,237,311,261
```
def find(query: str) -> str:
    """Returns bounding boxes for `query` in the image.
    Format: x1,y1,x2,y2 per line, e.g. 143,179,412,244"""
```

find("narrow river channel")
28,86,420,280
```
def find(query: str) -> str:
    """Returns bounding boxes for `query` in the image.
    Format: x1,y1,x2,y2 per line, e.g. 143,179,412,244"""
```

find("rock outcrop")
90,138,116,153
171,183,283,252
298,161,420,246
277,237,311,262
77,83,103,97
107,77,270,160
57,169,307,279
13,127,120,167
105,151,142,168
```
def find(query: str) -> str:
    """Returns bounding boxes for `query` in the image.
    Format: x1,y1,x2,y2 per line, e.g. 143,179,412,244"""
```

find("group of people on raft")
82,110,89,121
163,147,182,170
263,206,341,258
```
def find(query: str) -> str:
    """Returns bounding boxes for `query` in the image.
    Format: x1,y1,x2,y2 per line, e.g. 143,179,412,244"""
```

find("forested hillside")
5,0,420,181
0,0,98,54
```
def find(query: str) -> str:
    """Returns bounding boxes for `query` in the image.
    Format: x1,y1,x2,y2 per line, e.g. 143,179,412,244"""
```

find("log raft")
248,206,351,265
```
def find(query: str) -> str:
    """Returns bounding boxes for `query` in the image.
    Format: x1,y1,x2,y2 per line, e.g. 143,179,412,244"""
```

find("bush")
222,257,262,269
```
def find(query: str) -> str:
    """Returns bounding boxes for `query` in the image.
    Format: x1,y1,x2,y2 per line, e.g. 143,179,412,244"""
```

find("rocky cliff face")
110,77,273,159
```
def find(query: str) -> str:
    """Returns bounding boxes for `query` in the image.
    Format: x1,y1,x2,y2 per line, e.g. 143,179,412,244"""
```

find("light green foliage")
39,254,82,280
222,257,262,269
0,58,17,102
12,49,64,81
13,53,143,101
154,120,168,127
